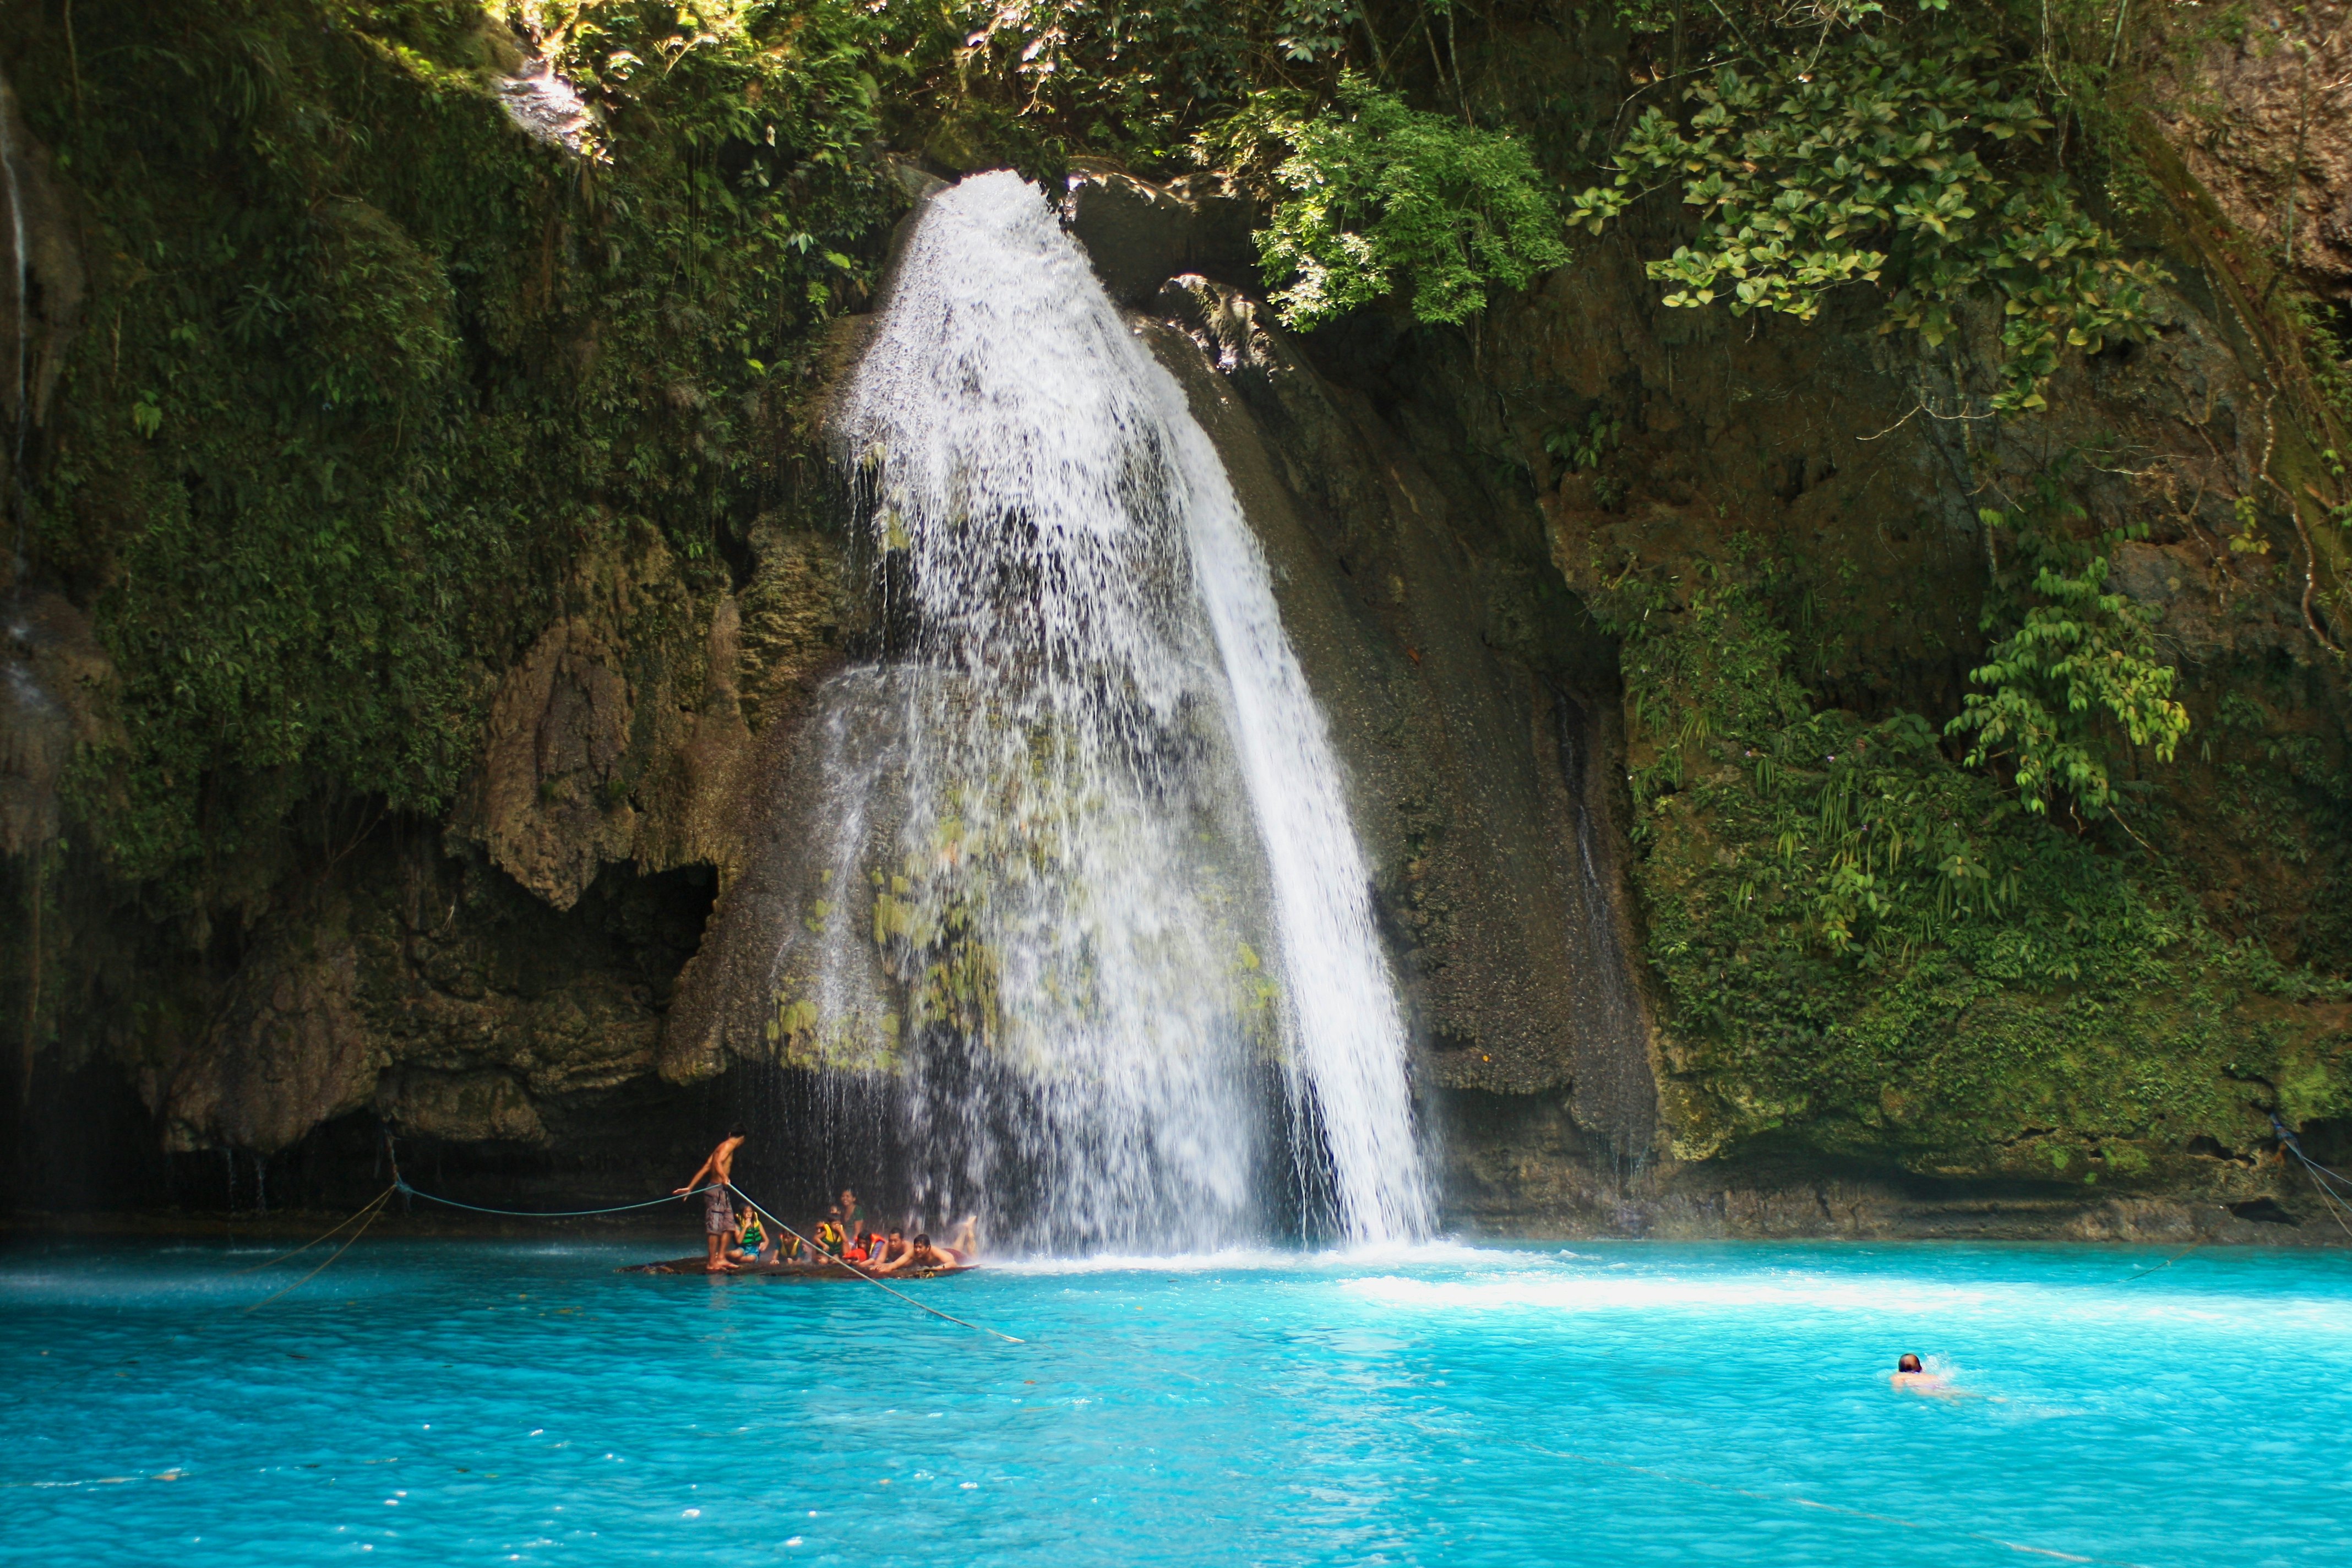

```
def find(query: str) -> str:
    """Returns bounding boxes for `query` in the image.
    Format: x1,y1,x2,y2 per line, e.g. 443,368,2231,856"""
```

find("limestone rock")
166,932,377,1156
379,1068,546,1145
451,522,836,911
1066,167,1259,307
736,526,848,734
2156,0,2352,299
0,590,110,854
2108,540,2193,611
464,611,641,911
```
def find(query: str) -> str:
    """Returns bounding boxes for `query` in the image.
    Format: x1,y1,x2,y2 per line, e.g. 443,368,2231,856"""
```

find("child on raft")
705,1195,980,1272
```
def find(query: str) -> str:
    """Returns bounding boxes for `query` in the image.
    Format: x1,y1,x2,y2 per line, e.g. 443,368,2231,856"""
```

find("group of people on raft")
675,1125,976,1276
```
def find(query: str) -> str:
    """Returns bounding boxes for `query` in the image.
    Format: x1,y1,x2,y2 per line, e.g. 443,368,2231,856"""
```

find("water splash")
0,67,28,568
495,55,594,154
794,171,1429,1250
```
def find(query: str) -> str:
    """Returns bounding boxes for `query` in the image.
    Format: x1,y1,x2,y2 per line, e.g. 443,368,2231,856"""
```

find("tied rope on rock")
2273,1114,2352,1239
2094,1115,2352,1283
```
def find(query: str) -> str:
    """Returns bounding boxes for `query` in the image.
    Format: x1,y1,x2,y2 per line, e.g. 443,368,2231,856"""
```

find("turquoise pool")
2,1238,2343,1565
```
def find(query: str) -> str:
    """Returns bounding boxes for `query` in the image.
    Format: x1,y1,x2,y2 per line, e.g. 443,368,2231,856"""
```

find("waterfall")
0,67,28,569
787,171,1429,1251
0,69,25,473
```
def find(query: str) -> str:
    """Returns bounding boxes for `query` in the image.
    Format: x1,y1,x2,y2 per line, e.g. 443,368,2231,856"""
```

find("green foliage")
559,0,884,176
11,0,894,893
1201,72,1569,329
2285,293,2352,434
1603,556,2023,960
1591,545,2333,1166
1948,558,2187,817
1543,409,1621,473
1570,30,2165,411
1544,408,1627,506
901,0,1361,166
1946,469,2187,819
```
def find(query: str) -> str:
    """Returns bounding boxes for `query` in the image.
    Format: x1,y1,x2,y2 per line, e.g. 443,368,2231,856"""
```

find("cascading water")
0,67,29,566
781,170,1430,1251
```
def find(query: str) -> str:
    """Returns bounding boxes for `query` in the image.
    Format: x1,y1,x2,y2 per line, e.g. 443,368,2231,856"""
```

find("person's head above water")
1897,1354,1924,1373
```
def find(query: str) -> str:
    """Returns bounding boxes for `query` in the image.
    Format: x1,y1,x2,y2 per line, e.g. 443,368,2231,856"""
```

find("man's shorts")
704,1187,736,1235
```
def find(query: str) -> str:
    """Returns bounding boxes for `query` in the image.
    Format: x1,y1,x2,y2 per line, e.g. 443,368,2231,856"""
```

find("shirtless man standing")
675,1126,749,1274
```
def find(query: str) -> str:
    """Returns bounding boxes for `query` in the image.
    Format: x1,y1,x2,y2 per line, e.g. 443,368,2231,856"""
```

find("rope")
391,1178,726,1218
2271,1116,2352,1238
233,1188,398,1275
2291,1151,2352,1240
243,1186,395,1313
2286,1145,2352,1200
2114,1242,2201,1285
727,1185,1026,1344
380,1153,1027,1344
2269,1114,2352,1188
2295,1148,2352,1195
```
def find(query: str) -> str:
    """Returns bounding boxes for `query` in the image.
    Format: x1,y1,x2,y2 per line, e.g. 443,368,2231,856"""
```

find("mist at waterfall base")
7,1240,2345,1566
766,171,1426,1252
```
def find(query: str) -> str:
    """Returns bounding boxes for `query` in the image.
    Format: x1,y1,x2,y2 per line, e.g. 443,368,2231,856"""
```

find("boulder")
1065,168,1260,307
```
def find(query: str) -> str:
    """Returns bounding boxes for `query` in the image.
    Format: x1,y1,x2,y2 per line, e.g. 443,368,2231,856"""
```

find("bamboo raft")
622,1255,972,1279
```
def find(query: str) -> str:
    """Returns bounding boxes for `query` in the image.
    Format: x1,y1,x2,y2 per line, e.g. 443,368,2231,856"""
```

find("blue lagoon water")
2,1238,2345,1565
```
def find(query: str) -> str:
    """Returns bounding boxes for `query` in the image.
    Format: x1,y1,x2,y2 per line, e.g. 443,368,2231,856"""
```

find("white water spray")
0,68,29,555
802,171,1430,1249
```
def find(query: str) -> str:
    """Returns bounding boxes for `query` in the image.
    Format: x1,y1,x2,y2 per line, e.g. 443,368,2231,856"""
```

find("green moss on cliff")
7,0,892,897
1594,537,2352,1174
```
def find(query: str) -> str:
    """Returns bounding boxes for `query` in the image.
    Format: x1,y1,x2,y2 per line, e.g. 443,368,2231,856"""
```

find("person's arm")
673,1152,717,1197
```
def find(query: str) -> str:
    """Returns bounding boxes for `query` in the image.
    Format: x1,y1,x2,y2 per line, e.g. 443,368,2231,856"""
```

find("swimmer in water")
1891,1353,1954,1395
879,1232,962,1272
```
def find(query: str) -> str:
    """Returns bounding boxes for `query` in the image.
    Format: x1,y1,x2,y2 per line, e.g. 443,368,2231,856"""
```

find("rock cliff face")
2155,0,2352,304
0,64,88,867
4,4,2350,1239
7,501,843,1206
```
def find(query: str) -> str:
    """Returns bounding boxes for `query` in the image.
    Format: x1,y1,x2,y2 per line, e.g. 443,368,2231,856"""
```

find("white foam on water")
1339,1268,2352,1333
818,171,1430,1251
990,1238,1520,1276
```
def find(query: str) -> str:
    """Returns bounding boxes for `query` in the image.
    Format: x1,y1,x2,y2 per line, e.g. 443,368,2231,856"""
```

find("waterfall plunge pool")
3,1239,2343,1565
